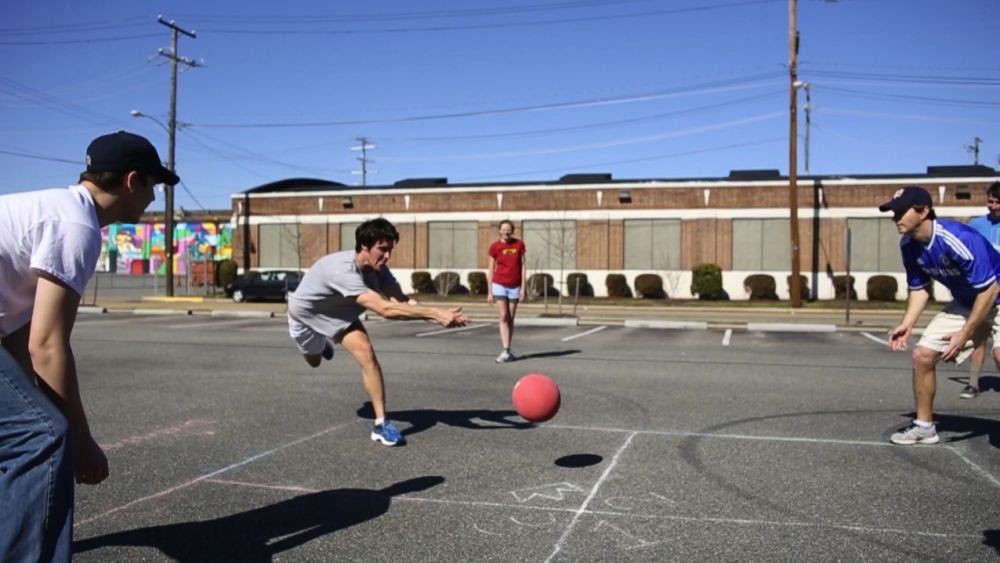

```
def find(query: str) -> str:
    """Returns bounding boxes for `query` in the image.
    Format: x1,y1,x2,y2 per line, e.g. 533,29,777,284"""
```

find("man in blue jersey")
881,185,1000,445
962,181,1000,399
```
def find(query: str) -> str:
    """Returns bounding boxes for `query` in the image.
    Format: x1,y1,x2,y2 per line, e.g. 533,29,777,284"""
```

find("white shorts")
917,302,1000,361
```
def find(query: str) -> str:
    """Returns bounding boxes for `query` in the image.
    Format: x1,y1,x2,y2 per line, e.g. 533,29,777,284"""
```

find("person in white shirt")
0,131,178,562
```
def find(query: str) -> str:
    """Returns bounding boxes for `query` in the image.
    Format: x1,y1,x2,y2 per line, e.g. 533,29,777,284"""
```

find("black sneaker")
960,384,979,399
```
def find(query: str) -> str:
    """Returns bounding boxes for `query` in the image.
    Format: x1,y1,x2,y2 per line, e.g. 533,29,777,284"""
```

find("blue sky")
1,0,997,212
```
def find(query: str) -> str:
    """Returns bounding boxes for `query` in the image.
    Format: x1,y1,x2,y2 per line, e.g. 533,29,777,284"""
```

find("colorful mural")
98,221,233,274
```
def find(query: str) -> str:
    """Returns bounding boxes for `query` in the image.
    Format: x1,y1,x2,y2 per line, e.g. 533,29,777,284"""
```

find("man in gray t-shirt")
287,218,468,446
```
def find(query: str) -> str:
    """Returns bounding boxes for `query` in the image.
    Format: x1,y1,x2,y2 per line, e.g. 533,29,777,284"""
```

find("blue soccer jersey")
967,215,1000,252
901,219,1000,308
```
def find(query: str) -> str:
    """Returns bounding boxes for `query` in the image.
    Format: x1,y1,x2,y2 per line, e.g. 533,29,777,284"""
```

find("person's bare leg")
912,346,940,422
496,299,512,350
340,323,387,422
968,342,986,391
507,300,519,350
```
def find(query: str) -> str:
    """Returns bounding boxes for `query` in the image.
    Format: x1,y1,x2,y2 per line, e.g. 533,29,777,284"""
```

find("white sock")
375,417,384,426
914,419,934,429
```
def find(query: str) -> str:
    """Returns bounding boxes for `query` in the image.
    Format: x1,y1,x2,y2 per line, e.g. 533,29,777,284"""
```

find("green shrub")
744,274,778,300
411,271,435,294
832,275,858,300
786,274,809,301
467,271,488,295
866,275,898,302
217,259,238,288
691,263,727,300
434,271,468,295
634,273,667,299
527,273,558,298
566,272,594,297
605,274,633,298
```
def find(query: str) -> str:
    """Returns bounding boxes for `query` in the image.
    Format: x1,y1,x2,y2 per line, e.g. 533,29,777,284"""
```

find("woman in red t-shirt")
487,220,527,363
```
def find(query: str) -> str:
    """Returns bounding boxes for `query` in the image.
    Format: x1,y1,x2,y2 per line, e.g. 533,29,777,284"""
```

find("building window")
624,219,681,270
523,220,576,270
846,218,903,272
259,223,302,268
428,222,477,269
732,219,791,271
340,222,361,251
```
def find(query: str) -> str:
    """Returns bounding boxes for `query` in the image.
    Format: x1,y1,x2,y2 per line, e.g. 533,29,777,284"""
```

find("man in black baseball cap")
878,185,934,215
0,130,177,560
86,130,180,186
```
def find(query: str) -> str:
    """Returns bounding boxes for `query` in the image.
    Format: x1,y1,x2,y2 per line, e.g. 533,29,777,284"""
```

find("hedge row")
407,269,903,300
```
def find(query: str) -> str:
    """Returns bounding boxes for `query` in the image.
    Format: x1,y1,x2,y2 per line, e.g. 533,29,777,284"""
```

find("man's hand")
888,324,911,351
75,435,109,485
940,331,967,362
436,307,470,328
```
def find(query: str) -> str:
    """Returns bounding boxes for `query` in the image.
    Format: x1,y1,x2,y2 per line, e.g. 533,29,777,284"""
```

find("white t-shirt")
0,184,102,337
287,249,398,336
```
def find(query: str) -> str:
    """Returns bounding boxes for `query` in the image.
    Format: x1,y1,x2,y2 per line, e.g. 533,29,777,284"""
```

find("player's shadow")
357,402,534,437
72,475,444,562
515,349,580,361
984,529,1000,555
946,374,1000,393
899,412,1000,448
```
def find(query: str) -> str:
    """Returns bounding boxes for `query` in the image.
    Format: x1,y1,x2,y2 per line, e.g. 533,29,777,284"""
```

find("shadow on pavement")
73,476,444,562
358,402,534,437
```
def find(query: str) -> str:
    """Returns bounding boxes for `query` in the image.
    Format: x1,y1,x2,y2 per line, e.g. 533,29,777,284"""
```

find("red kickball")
512,373,561,422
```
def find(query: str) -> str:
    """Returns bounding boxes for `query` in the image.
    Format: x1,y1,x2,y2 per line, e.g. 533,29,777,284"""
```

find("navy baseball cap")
878,185,932,213
85,131,180,186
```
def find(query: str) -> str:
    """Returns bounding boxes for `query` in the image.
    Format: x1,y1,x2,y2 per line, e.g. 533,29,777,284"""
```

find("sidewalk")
80,294,932,333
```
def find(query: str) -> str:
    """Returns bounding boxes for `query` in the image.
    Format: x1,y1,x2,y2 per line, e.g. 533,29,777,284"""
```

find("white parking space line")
860,332,889,347
561,325,607,342
415,324,489,338
722,328,733,347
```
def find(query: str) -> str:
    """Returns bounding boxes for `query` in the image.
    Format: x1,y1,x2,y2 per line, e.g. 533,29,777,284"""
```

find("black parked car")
225,270,302,302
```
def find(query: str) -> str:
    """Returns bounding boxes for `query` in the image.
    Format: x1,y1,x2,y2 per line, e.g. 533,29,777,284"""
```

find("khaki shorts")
917,302,1000,362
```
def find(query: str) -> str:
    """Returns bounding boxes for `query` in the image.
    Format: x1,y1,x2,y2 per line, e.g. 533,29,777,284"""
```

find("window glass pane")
847,219,880,271
340,222,360,251
878,220,903,273
258,224,281,268
652,220,681,270
761,219,791,271
428,222,477,269
277,224,300,268
624,220,652,269
522,220,575,270
732,220,763,270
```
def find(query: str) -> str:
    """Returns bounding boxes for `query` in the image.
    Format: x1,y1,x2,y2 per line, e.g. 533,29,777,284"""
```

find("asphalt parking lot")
68,312,1000,561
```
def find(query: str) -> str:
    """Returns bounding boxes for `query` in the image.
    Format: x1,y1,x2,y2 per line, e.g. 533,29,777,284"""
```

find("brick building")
230,165,1000,300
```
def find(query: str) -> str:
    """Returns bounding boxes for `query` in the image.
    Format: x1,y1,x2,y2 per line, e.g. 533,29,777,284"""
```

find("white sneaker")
495,350,513,363
890,423,939,445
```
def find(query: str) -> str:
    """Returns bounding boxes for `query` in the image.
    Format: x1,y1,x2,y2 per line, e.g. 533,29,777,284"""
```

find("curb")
210,310,275,319
624,319,709,330
746,322,836,333
78,306,107,314
132,308,192,316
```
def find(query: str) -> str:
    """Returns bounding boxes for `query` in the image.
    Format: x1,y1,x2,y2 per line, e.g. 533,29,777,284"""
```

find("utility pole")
788,0,803,307
351,137,376,186
965,136,983,165
156,15,198,296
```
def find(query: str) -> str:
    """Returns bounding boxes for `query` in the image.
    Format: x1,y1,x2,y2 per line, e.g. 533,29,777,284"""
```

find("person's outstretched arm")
357,290,468,327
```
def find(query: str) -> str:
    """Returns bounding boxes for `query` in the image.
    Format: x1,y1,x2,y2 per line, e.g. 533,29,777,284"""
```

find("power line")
0,148,80,165
195,0,782,35
190,73,784,128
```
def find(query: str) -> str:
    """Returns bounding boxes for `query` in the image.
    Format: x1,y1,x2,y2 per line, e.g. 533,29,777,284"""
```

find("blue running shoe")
371,420,404,446
322,341,334,361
